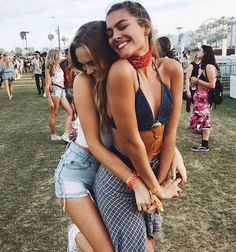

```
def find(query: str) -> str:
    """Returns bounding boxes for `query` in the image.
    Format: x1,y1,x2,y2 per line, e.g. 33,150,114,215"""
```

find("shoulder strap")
136,70,141,88
152,60,163,84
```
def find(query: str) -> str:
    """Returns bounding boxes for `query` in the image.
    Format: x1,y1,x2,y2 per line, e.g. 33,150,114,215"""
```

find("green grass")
0,74,235,251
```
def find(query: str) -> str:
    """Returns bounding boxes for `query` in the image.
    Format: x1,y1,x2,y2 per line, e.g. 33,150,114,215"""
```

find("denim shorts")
54,141,100,199
51,84,66,98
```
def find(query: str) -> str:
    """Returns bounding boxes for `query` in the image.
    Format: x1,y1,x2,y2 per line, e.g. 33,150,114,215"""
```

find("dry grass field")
0,74,235,251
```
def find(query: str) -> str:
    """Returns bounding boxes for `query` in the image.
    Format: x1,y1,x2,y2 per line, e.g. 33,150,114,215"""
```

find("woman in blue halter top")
94,2,185,251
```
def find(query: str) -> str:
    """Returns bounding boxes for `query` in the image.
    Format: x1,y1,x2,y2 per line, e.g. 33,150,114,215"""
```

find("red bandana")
128,50,152,69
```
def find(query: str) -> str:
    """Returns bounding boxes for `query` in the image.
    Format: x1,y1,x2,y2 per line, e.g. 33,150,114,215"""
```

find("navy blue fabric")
109,62,173,131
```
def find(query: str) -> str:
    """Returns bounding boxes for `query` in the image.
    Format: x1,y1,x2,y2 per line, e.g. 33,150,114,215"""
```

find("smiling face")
75,46,97,80
106,9,150,59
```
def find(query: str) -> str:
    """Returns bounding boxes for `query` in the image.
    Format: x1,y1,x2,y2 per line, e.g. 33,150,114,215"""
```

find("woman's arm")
74,73,152,211
185,64,193,97
45,69,53,108
158,60,183,184
171,147,187,186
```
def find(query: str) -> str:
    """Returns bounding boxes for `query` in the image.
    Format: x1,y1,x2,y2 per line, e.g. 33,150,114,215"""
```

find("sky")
0,0,235,52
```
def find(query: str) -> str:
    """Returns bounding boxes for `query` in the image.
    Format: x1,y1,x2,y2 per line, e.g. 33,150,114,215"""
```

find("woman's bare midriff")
112,129,163,162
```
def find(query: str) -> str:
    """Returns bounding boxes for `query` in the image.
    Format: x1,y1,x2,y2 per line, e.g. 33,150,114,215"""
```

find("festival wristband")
124,172,138,189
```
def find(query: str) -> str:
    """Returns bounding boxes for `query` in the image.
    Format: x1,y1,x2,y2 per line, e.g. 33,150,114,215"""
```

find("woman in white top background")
1,54,15,100
45,48,73,142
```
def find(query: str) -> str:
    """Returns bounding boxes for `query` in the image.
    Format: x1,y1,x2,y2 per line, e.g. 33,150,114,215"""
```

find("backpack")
208,78,223,108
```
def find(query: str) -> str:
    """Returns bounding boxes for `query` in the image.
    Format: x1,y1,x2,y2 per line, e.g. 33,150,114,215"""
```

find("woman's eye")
106,30,113,38
118,25,127,31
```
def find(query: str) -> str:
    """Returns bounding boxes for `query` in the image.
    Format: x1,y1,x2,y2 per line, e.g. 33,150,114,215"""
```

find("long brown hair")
70,21,117,130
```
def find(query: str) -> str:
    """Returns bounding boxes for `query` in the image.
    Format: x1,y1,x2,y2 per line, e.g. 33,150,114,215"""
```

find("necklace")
128,50,152,69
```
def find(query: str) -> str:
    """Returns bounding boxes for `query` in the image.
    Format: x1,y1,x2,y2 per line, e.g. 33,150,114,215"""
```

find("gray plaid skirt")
94,165,163,252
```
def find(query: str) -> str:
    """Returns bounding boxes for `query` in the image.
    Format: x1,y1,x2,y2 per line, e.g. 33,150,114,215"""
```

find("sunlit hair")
201,45,218,70
2,55,11,69
45,48,60,75
3,55,11,69
156,36,172,58
70,21,117,130
106,1,158,56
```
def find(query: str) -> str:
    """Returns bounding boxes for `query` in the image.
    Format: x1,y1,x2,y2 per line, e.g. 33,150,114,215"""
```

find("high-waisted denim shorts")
54,141,100,199
51,84,66,98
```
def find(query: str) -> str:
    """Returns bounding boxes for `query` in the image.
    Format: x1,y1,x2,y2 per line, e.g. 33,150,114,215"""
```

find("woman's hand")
187,90,191,98
133,178,154,212
190,76,198,84
170,148,187,186
157,178,182,200
48,101,54,110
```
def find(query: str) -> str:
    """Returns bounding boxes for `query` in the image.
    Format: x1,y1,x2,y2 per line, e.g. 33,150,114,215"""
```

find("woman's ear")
144,20,151,36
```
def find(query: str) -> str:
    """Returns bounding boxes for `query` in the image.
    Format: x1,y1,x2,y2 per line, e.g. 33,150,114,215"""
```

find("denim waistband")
53,83,65,89
67,141,99,164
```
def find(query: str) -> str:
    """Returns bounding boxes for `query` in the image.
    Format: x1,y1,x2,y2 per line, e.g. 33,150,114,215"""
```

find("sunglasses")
150,121,163,155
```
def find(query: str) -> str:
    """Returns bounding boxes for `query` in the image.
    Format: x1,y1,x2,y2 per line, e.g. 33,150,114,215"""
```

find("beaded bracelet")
124,171,138,189
150,193,164,212
150,183,161,195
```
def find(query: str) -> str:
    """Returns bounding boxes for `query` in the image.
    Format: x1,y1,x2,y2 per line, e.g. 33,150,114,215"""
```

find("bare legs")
62,197,114,252
49,96,60,134
60,97,73,134
48,96,73,135
202,129,210,141
4,80,13,100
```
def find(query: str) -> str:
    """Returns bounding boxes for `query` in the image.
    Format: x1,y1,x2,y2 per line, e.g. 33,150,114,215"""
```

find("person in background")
171,48,181,62
41,52,47,97
1,54,15,100
185,48,201,126
45,48,73,142
60,48,77,133
156,36,173,58
31,51,42,95
0,53,4,88
190,45,218,152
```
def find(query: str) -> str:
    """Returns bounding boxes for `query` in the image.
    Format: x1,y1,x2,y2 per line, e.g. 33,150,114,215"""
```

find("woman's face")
106,9,149,58
75,46,97,80
197,48,204,59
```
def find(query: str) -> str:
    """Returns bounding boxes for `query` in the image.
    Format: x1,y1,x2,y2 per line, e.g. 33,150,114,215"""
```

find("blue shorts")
54,141,100,199
51,84,66,98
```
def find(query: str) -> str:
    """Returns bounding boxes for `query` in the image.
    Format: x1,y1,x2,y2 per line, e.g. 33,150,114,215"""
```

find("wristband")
150,183,161,195
124,171,138,189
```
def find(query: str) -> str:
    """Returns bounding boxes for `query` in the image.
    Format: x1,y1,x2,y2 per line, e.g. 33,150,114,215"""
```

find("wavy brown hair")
70,21,117,130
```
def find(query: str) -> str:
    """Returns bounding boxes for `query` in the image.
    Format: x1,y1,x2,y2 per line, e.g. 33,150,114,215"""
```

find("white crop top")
51,68,64,85
75,117,113,148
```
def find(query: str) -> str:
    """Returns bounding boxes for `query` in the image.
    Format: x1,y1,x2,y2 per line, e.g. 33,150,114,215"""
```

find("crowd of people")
0,1,219,251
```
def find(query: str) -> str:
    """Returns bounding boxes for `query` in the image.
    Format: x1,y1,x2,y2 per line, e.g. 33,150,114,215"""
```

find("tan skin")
62,42,185,251
45,54,73,135
105,10,183,251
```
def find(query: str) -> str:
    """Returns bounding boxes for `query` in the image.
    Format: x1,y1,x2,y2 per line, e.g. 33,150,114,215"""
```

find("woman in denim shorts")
1,54,15,100
45,49,73,142
54,21,186,252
